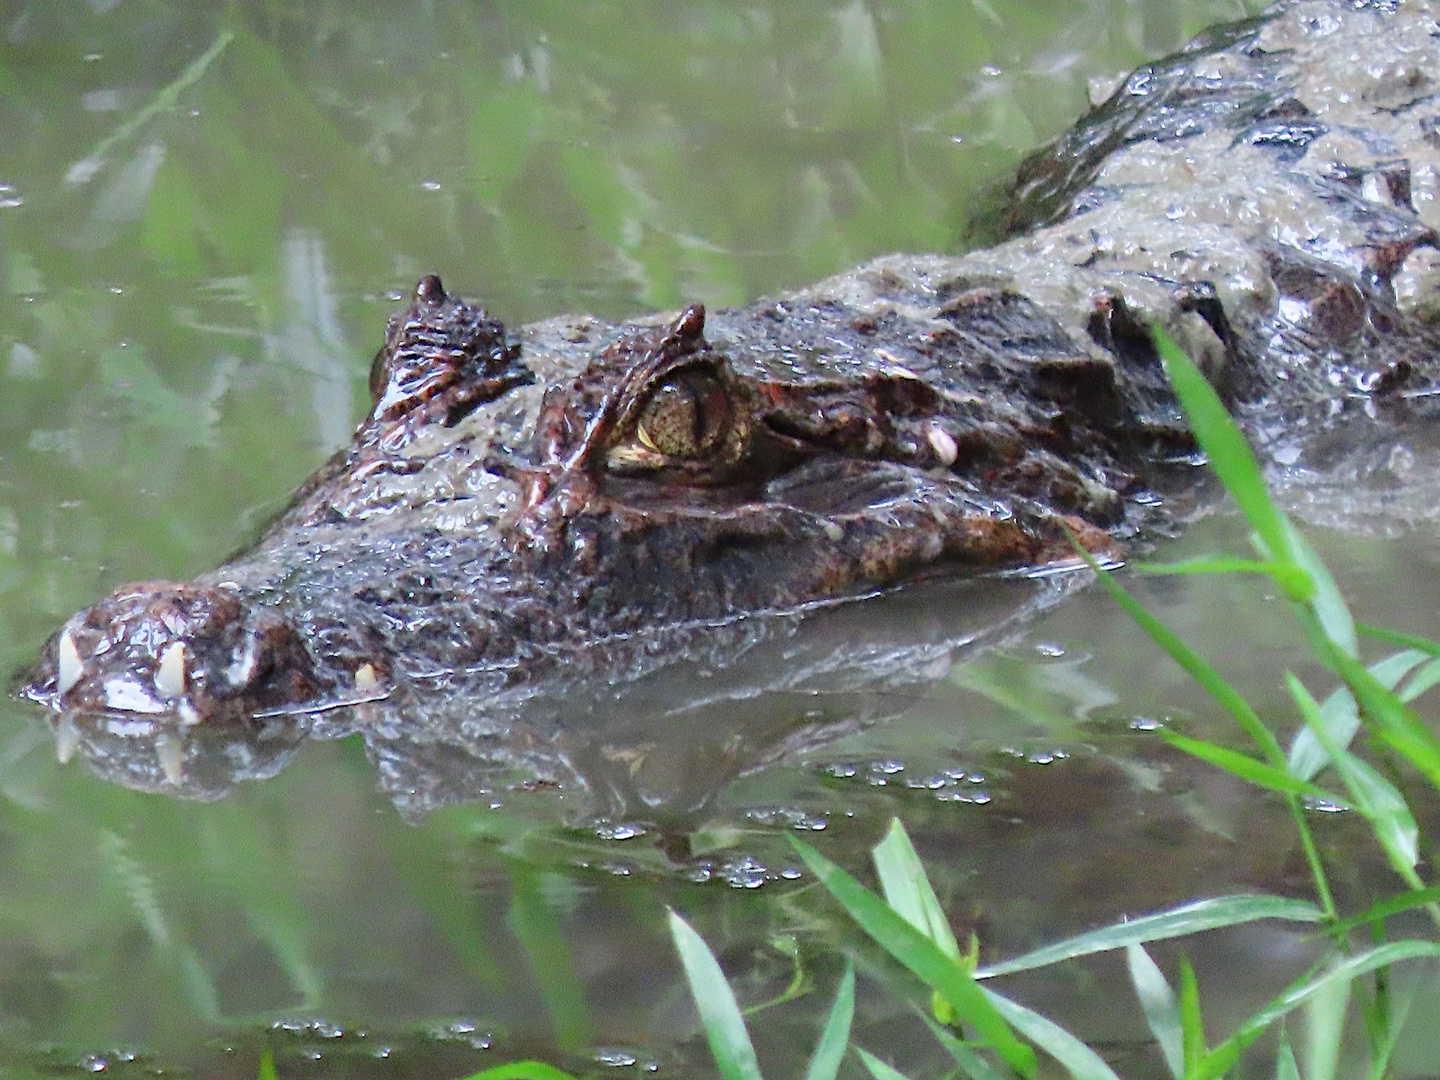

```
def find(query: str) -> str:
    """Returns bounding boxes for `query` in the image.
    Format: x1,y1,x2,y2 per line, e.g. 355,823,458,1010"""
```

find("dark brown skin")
20,279,1156,733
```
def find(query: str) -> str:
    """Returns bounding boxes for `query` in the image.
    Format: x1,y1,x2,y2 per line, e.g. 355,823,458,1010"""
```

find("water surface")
11,2,1440,1078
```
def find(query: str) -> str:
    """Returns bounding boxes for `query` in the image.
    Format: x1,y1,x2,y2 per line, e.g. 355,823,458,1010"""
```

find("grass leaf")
1316,637,1440,791
1332,886,1440,934
873,819,962,962
1290,674,1419,872
1179,956,1205,1075
1158,730,1346,804
790,837,1037,1076
451,1064,581,1080
1274,1035,1300,1080
856,1048,914,1080
1399,657,1440,703
1282,521,1355,655
1357,624,1440,657
1198,941,1440,1079
1126,944,1183,1080
1072,541,1283,765
803,962,856,1080
922,1016,1014,1080
1133,555,1312,596
983,989,1123,1080
258,1049,278,1080
1152,324,1295,575
1302,969,1348,1080
1288,651,1426,781
667,910,765,1080
976,896,1323,979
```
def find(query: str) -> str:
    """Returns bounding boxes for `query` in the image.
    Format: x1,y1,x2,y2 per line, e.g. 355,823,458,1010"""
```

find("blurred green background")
18,2,1440,1078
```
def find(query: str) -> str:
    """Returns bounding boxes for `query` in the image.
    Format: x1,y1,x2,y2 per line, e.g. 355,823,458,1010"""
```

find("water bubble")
596,822,646,841
1034,640,1066,658
595,1049,639,1067
0,185,22,208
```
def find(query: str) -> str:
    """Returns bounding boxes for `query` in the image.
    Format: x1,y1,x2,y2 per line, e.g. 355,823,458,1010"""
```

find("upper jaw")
19,580,331,726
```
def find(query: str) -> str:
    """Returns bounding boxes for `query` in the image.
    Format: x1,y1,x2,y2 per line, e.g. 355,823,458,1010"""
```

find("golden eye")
634,371,731,458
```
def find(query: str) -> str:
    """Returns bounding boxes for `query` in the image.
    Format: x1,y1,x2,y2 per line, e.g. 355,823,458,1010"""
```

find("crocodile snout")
21,582,324,726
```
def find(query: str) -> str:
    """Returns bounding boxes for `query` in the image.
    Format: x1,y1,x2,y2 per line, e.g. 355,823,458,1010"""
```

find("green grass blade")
873,819,962,962
258,1049,278,1080
451,1064,581,1080
983,989,1123,1080
1282,521,1355,656
922,1016,1014,1080
976,896,1323,979
1317,638,1440,791
1133,556,1311,596
1302,970,1348,1080
1274,1035,1300,1080
1126,944,1183,1080
1073,543,1283,765
856,1048,914,1080
1288,651,1426,781
1399,658,1440,702
1198,941,1440,1079
667,910,765,1080
1363,969,1426,1080
1331,886,1440,934
1152,324,1295,573
790,838,1037,1077
1289,674,1418,871
803,962,856,1080
1178,956,1205,1076
1356,624,1440,657
1158,730,1347,804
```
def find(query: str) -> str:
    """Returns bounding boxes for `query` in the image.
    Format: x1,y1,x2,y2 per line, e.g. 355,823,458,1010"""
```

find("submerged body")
18,0,1440,806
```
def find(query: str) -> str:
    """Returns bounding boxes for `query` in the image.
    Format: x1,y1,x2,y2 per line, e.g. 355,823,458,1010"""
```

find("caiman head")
18,273,1134,785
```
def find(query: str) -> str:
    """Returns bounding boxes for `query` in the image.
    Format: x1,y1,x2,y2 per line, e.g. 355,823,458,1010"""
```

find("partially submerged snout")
21,581,325,729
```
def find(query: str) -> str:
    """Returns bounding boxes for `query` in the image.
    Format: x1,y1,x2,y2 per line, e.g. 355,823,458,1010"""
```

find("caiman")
17,0,1440,809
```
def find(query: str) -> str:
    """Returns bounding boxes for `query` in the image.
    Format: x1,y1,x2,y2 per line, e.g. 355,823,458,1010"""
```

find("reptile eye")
635,371,731,458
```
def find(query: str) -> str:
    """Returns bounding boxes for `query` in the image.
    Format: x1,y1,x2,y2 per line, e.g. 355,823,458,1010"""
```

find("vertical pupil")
637,371,728,456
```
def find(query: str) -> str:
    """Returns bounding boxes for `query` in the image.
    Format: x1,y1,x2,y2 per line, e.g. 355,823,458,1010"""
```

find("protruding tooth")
354,663,379,692
928,426,959,467
57,631,83,695
156,642,186,699
156,735,184,784
177,700,202,727
55,714,79,765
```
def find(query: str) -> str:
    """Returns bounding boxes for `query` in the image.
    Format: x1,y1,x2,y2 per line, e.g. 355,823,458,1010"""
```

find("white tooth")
57,631,83,695
156,642,186,699
177,701,202,726
225,636,258,687
928,426,959,467
55,714,79,765
156,735,184,784
354,663,379,692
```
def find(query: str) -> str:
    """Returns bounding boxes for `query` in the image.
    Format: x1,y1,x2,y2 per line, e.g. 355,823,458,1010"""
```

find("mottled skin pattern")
20,274,1173,729
16,0,1440,804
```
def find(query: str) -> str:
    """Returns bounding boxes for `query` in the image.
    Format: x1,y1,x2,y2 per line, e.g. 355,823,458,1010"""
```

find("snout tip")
22,580,323,726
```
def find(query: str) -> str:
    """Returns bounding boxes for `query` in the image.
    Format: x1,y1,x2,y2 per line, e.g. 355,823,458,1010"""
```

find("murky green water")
9,2,1440,1077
